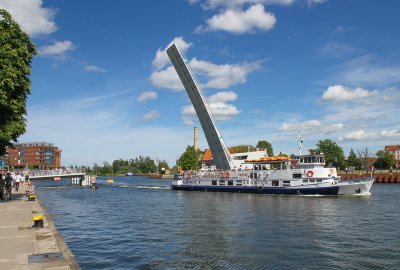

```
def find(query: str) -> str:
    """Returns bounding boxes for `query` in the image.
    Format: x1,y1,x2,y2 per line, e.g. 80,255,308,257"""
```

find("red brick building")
5,142,62,169
385,144,400,167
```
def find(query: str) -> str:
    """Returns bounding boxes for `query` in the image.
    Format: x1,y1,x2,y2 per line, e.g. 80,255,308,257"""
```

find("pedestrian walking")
15,172,22,191
4,172,13,200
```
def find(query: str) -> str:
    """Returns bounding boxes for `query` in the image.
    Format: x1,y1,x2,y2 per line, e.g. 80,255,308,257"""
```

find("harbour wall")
339,173,400,183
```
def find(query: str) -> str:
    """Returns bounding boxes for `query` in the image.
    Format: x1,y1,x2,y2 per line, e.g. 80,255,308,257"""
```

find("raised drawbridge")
167,44,234,170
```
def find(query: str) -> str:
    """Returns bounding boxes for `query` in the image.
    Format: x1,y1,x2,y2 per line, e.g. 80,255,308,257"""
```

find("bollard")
32,215,44,228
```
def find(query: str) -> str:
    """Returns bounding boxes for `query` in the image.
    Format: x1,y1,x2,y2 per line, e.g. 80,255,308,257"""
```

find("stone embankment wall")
339,174,400,183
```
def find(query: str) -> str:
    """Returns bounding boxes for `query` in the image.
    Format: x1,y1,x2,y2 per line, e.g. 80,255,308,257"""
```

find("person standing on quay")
4,172,13,200
0,173,5,201
15,172,22,191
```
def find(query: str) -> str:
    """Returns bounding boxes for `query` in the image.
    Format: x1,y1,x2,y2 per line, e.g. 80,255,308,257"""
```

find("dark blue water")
35,177,400,270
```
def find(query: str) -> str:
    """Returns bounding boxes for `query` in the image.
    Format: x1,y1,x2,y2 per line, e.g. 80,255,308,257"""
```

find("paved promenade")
0,185,79,269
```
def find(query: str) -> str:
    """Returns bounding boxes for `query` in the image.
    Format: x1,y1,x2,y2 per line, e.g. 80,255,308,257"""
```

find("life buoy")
306,171,314,177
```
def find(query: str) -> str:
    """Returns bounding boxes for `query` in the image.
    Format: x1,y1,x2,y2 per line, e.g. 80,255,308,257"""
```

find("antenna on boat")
296,130,304,155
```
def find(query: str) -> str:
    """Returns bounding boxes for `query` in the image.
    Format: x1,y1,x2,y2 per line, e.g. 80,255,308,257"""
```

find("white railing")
27,168,86,177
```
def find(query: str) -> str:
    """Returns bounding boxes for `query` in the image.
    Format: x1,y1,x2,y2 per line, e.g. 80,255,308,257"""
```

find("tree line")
84,156,170,176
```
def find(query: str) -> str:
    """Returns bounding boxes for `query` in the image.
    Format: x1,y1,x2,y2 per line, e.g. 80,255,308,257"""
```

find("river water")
35,176,399,270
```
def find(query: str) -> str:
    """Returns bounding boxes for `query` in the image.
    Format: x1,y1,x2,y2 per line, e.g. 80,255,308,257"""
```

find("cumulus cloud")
0,0,57,36
39,40,75,59
150,37,262,91
321,85,379,102
182,91,240,124
83,64,107,73
203,4,276,34
137,91,157,102
191,58,262,88
340,130,400,141
150,66,184,91
142,110,160,120
152,37,192,70
207,91,237,103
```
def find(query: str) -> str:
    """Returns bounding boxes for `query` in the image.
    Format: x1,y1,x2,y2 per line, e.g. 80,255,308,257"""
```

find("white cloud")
204,4,276,34
200,0,294,9
306,0,327,6
190,58,262,88
150,37,262,91
21,100,195,167
142,110,160,120
0,0,57,36
279,120,322,131
333,55,400,87
83,64,107,73
207,91,237,103
39,40,74,59
150,66,184,91
279,120,344,135
152,37,192,70
137,91,157,102
340,130,400,141
318,41,356,57
182,91,240,124
321,85,379,102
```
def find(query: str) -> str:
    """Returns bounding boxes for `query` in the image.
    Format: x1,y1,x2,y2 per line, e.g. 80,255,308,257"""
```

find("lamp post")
345,157,348,177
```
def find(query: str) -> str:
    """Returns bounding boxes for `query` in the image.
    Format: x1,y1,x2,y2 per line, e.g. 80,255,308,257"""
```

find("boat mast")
296,130,304,155
166,44,234,170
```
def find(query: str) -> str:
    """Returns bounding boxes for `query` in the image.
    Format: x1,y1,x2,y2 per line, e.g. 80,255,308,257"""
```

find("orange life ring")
307,171,314,177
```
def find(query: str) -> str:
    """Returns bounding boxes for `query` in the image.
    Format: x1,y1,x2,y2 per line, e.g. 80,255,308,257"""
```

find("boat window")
228,180,233,186
272,180,279,186
309,179,316,183
293,173,302,178
283,181,291,187
300,157,304,163
302,180,308,183
212,180,217,186
317,179,322,183
219,180,225,185
236,180,242,186
311,156,317,163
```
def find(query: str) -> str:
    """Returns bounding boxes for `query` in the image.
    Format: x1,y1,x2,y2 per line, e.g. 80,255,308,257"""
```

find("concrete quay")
0,185,79,269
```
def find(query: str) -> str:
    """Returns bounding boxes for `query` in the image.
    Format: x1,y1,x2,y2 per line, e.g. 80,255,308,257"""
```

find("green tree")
310,139,345,168
229,145,254,154
0,10,37,155
178,146,202,171
347,148,361,170
100,161,113,175
157,160,169,174
374,150,395,170
112,159,130,174
256,140,274,156
357,148,373,170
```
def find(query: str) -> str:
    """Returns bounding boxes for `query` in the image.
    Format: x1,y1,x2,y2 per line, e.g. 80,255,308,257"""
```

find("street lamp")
345,157,348,177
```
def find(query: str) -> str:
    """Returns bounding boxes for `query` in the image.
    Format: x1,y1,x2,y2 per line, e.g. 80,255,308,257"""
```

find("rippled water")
35,177,400,269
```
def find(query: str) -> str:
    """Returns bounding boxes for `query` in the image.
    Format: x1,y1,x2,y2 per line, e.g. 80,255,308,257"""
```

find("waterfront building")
385,144,400,167
5,142,62,169
201,148,268,170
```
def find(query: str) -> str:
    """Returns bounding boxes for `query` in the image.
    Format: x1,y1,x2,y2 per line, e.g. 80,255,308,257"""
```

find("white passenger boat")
172,155,373,195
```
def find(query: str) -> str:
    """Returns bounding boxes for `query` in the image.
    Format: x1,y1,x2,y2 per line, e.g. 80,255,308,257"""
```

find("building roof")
385,145,399,151
202,149,213,161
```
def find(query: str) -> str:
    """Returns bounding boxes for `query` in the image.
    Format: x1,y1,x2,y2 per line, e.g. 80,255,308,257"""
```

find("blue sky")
1,0,400,167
